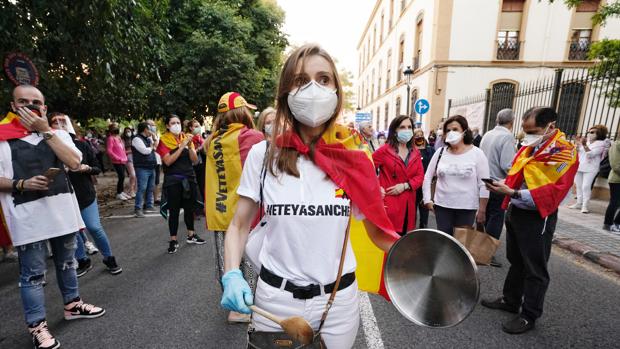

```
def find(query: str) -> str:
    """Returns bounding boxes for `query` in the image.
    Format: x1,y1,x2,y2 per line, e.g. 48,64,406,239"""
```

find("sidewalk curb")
553,237,620,275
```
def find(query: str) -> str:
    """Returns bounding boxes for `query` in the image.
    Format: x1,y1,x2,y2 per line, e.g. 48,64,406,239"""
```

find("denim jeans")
75,200,113,260
17,233,79,326
135,167,155,210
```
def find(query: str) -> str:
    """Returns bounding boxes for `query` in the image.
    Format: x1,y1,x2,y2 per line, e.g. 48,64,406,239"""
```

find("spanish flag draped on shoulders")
502,129,579,218
205,122,264,231
156,130,194,157
0,111,30,141
277,123,400,300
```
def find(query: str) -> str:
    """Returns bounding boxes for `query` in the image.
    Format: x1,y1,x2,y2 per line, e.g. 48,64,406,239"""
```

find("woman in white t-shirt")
422,115,490,235
569,125,609,213
219,44,397,348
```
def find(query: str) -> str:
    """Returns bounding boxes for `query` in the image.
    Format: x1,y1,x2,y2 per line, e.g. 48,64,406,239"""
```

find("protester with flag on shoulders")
156,114,206,255
0,85,105,349
204,91,264,324
219,44,399,348
482,107,578,335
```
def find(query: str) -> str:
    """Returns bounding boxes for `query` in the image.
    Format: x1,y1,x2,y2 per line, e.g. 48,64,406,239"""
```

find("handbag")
430,147,445,201
453,224,500,265
247,217,352,349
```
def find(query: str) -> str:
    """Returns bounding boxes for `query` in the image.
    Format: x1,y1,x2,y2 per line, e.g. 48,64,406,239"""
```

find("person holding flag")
482,107,578,334
156,114,206,254
219,44,398,348
205,92,264,324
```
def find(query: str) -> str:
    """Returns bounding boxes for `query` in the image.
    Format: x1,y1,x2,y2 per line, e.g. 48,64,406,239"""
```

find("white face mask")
287,81,338,128
169,124,182,135
522,123,553,147
445,130,463,145
264,123,273,136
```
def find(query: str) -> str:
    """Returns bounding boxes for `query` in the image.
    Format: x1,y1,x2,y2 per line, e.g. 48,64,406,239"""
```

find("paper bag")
454,226,500,265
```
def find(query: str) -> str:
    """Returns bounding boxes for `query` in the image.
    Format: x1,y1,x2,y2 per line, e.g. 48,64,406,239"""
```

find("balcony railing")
496,40,521,60
568,39,592,61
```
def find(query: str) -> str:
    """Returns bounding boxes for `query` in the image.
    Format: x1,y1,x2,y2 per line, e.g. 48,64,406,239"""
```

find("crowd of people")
1,43,619,348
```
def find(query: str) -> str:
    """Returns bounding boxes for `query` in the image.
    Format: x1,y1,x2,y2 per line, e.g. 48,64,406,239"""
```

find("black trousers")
165,182,196,237
416,188,429,228
484,191,506,240
113,164,126,194
503,205,557,322
434,205,476,236
604,182,620,226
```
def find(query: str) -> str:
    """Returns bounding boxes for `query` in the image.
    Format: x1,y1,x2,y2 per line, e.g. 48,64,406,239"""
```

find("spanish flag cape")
502,130,578,218
205,123,264,231
0,111,30,141
276,124,399,300
156,131,194,157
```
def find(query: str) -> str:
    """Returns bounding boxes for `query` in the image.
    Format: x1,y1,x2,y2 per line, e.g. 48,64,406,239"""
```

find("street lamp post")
403,66,414,117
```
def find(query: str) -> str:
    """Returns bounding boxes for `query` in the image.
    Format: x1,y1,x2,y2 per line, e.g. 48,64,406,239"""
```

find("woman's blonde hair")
269,44,343,177
256,107,276,134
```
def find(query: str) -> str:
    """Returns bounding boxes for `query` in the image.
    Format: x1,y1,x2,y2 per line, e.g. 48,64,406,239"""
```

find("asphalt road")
1,204,619,348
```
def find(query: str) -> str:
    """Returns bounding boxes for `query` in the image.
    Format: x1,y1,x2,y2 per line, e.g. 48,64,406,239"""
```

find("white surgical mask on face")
287,80,338,128
445,130,463,145
522,123,553,147
170,124,182,135
264,123,273,136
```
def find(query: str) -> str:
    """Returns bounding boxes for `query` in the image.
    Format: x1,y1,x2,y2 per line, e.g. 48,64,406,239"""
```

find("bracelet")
17,179,25,192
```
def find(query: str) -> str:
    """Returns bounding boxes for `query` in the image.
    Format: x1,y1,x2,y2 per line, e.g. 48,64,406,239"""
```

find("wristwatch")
41,131,54,141
511,190,521,199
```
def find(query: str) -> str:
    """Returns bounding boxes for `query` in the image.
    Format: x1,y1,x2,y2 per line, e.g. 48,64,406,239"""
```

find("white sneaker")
84,241,99,255
116,193,128,201
568,203,581,209
581,207,589,214
611,225,620,233
127,192,136,199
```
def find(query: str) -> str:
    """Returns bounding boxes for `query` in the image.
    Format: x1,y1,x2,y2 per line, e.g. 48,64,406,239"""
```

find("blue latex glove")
221,269,253,314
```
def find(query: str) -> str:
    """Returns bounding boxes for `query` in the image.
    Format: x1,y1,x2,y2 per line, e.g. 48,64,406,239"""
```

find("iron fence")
448,62,620,140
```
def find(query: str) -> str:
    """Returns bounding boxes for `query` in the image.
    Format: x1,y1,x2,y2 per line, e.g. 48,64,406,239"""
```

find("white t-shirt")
577,140,607,173
237,141,357,286
0,130,85,246
422,146,490,210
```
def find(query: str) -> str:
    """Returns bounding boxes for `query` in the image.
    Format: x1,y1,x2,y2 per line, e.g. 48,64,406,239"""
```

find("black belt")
259,267,355,300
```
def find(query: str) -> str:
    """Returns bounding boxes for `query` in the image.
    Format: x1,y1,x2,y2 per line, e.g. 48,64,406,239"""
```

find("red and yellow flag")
0,111,30,141
277,123,399,300
205,123,264,231
502,130,578,218
0,206,12,248
156,131,194,157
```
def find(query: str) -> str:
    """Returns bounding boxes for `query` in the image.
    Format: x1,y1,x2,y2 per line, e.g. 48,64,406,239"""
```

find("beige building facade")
356,0,620,133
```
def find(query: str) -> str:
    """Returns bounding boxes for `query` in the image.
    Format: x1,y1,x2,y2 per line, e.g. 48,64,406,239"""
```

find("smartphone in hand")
43,167,62,180
481,178,496,185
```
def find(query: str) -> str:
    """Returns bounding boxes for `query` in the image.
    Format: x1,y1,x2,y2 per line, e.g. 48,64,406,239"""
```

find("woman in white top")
219,44,397,348
569,125,609,213
423,115,490,235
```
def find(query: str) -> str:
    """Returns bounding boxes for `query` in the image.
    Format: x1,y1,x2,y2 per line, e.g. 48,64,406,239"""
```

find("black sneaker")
187,234,206,245
28,320,60,349
102,256,123,275
481,297,519,314
76,258,92,278
168,240,179,254
502,315,535,334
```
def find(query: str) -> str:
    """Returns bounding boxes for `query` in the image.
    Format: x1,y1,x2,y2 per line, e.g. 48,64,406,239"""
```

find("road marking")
103,214,161,219
359,292,385,349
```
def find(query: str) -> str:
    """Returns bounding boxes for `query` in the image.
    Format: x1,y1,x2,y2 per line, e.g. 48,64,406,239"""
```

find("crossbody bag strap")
258,142,269,221
316,215,352,334
433,147,445,175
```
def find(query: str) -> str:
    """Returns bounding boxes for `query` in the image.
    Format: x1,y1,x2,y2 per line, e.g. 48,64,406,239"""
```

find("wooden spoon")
249,305,315,345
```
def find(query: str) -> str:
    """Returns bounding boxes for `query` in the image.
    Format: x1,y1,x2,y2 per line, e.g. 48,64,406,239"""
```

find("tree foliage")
0,0,287,123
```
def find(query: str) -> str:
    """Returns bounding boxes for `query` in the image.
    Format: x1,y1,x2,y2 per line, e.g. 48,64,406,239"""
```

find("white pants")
252,278,360,349
574,171,598,208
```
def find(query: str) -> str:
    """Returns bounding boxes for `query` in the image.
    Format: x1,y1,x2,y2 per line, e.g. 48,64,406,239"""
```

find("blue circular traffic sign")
414,98,430,115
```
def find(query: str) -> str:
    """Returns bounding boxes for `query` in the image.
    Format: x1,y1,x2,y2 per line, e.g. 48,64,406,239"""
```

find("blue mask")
397,130,413,144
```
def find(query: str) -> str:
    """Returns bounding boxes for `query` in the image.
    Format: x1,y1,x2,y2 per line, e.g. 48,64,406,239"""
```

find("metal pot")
384,229,479,328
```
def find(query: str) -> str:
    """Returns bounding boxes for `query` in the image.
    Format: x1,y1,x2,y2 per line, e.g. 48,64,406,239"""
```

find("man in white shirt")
131,122,158,217
0,85,105,349
479,109,516,267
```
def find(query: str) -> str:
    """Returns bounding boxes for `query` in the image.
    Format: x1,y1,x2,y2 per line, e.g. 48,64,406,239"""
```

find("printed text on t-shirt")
266,204,350,217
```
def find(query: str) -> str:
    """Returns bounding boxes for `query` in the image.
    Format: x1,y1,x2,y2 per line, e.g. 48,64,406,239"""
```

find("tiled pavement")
557,198,620,257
